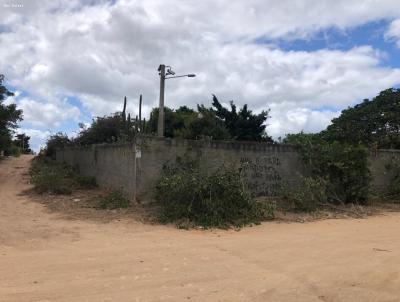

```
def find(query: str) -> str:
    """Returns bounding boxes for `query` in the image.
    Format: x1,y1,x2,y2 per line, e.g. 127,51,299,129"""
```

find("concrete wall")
135,137,306,200
56,137,306,200
56,143,136,198
369,149,400,193
56,136,400,201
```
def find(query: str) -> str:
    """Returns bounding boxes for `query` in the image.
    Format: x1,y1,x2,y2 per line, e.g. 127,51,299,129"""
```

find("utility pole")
157,64,166,137
157,64,195,137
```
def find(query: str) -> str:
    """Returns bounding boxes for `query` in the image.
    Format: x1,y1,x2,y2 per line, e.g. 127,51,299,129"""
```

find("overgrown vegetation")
45,133,72,157
280,89,400,210
98,190,130,209
147,95,272,141
0,74,32,156
283,132,371,208
34,85,400,221
30,157,97,194
322,88,400,149
282,176,328,211
155,157,274,228
74,97,136,146
43,94,273,154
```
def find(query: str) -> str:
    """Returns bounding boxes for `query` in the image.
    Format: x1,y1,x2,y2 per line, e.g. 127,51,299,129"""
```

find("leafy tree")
171,106,198,137
147,105,230,140
147,106,197,138
283,132,320,164
45,132,72,157
184,104,230,140
0,74,23,154
13,134,31,154
211,95,272,142
146,96,272,141
322,88,400,149
75,114,133,145
75,97,136,146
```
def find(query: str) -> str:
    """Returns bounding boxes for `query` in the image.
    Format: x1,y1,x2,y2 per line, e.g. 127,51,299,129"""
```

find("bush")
45,133,72,157
155,157,274,228
8,145,21,157
282,177,328,211
75,174,97,188
99,190,130,209
307,141,371,203
30,157,97,194
284,133,371,204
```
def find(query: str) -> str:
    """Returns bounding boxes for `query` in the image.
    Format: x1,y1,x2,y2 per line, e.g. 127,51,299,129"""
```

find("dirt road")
1,155,400,302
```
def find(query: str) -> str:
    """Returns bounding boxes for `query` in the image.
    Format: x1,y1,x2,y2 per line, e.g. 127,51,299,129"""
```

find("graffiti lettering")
240,156,282,197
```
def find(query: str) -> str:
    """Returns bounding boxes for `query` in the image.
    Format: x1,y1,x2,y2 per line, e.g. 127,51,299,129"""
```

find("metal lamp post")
157,64,196,137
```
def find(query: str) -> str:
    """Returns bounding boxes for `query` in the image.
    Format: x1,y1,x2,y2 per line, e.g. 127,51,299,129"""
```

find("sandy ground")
1,155,400,302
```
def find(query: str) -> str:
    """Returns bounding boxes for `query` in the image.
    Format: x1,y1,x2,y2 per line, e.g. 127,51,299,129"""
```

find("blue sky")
275,20,400,69
2,0,400,151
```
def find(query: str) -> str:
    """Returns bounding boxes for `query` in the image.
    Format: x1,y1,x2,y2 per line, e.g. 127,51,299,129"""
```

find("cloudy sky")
1,0,400,151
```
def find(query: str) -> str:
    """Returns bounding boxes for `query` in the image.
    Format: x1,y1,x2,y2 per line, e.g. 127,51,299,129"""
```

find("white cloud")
1,0,400,145
17,97,80,128
267,106,340,138
16,128,50,153
385,18,400,47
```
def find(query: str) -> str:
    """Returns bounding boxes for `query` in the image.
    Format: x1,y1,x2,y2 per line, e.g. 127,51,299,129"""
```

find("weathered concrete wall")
56,137,306,200
135,137,306,200
56,143,136,198
56,137,400,201
369,149,400,193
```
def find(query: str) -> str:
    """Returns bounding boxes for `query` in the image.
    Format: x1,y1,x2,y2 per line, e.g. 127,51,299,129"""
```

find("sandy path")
0,155,400,302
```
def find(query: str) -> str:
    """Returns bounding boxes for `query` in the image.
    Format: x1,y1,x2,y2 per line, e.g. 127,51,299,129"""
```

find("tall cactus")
122,96,127,123
127,113,131,128
139,94,142,131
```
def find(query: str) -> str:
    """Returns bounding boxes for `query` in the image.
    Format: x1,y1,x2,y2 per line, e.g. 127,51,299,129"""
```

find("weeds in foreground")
30,156,97,194
98,190,130,209
155,157,274,229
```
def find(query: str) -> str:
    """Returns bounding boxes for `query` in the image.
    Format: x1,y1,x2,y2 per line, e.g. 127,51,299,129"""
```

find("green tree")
322,88,400,149
13,134,31,154
75,114,134,145
147,106,199,138
75,97,136,146
185,105,230,140
146,96,272,142
0,74,23,154
45,132,72,157
211,95,272,142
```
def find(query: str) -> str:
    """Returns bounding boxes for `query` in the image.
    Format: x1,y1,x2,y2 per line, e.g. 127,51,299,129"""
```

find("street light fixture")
157,64,196,137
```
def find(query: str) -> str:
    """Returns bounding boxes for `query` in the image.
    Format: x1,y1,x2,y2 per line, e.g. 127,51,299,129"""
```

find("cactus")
127,113,131,128
122,96,127,122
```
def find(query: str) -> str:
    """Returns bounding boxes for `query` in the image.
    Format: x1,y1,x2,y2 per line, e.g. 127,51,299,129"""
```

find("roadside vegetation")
155,157,274,229
282,88,400,211
25,77,400,229
99,190,130,209
29,157,132,211
0,74,32,156
30,156,97,194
